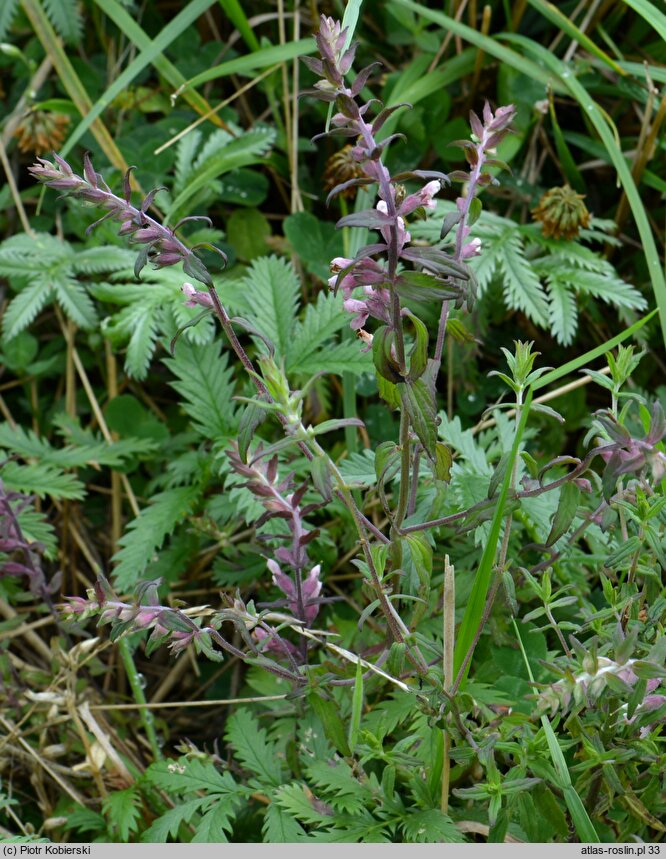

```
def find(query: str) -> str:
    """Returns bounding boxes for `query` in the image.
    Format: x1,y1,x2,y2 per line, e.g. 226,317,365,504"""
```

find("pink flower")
268,559,323,624
343,298,369,330
376,201,411,253
461,238,482,259
181,282,214,309
254,626,300,657
398,180,441,217
301,565,322,624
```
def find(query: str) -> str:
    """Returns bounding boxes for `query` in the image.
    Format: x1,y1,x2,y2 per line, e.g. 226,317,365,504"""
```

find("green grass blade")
218,0,260,51
548,96,585,192
616,61,666,84
502,34,666,348
380,50,476,139
452,388,533,683
390,0,666,348
90,0,227,127
348,659,364,753
177,38,316,94
533,310,657,391
513,621,599,842
621,0,666,41
20,0,132,176
527,0,626,75
391,0,555,86
341,0,364,45
62,0,218,159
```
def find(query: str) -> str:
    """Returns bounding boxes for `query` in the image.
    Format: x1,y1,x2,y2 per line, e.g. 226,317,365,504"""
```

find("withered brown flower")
323,144,365,200
532,184,591,240
14,110,70,155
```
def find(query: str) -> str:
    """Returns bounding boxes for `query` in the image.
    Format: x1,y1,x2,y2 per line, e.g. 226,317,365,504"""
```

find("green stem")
441,555,455,815
307,432,428,674
394,410,411,530
118,637,162,761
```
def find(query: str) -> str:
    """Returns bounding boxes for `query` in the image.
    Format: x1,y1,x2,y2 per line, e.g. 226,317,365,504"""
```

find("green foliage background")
0,0,664,845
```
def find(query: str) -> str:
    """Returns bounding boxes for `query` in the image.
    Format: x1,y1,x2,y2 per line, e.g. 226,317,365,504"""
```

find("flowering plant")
20,13,665,842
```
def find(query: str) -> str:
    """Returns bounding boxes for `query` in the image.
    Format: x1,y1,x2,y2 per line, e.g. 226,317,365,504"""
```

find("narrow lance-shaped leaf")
545,482,581,546
403,311,429,382
308,692,351,757
397,378,437,460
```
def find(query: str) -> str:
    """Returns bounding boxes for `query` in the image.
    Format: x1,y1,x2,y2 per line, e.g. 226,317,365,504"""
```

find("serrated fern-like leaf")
0,0,19,40
167,125,276,220
546,278,578,346
165,340,237,440
499,233,549,326
174,130,203,197
2,282,52,339
43,0,83,42
309,810,390,843
88,281,148,305
527,241,603,273
0,421,156,469
102,787,141,843
242,256,300,358
564,267,647,309
305,760,367,813
62,806,106,837
286,292,347,371
126,306,160,380
0,235,137,337
400,809,462,843
274,784,334,828
410,203,639,338
100,299,162,380
14,505,57,559
286,291,371,377
191,800,240,843
53,273,98,330
518,485,560,543
263,803,309,843
362,691,418,739
170,301,216,346
93,268,216,378
296,341,371,377
225,708,283,787
0,233,72,271
146,757,239,795
194,130,234,171
1,460,84,500
111,486,201,590
336,450,376,487
72,246,135,274
438,414,490,474
142,797,209,843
